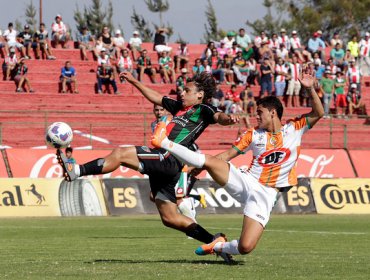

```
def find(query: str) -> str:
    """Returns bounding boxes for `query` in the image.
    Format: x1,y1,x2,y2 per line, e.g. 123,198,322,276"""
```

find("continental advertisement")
0,178,107,217
1,177,370,216
311,178,370,214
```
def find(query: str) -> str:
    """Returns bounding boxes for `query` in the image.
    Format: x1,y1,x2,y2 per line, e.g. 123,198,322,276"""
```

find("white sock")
214,239,240,255
178,198,196,222
161,138,206,168
75,165,81,177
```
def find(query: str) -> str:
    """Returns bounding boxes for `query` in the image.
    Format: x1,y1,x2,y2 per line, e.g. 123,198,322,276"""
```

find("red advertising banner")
6,148,356,179
7,149,145,179
349,150,370,178
296,149,355,178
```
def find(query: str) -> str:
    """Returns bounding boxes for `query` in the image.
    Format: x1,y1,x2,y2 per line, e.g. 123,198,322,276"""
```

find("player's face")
153,106,166,119
180,82,203,107
256,105,273,129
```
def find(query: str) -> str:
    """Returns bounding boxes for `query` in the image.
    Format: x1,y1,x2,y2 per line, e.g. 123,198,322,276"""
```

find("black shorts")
135,146,182,203
138,68,154,75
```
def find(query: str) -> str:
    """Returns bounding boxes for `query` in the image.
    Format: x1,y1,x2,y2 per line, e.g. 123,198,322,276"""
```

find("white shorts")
155,45,172,53
225,164,278,227
8,41,24,49
286,80,301,96
53,33,67,42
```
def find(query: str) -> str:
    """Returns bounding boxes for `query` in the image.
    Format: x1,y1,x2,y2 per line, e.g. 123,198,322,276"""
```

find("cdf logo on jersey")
258,148,291,167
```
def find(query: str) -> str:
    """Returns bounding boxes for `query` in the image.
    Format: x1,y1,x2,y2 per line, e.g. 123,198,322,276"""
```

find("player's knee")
238,240,256,255
160,214,177,228
111,147,130,161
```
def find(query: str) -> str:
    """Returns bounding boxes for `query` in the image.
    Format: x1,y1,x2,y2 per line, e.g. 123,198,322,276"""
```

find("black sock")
185,223,214,243
80,158,105,176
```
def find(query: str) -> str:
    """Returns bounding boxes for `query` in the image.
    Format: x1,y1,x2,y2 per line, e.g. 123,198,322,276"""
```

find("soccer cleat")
56,149,78,181
195,234,226,256
213,233,234,264
216,251,235,264
199,194,207,209
151,118,168,148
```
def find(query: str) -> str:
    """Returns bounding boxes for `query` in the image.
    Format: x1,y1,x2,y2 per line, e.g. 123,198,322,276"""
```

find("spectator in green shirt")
330,43,346,69
159,51,175,84
320,70,335,118
334,71,347,118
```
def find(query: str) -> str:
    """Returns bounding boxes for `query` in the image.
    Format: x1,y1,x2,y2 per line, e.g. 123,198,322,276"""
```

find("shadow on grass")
85,259,243,266
88,236,180,239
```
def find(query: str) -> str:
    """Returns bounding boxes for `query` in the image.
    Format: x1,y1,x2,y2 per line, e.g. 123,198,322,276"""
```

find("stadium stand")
0,42,369,150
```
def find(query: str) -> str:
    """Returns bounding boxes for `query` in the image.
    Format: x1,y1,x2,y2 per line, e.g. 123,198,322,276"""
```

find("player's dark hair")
189,72,216,104
257,96,284,120
65,147,73,153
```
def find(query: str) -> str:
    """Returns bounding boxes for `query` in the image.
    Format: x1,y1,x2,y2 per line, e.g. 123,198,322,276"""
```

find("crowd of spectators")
0,16,369,117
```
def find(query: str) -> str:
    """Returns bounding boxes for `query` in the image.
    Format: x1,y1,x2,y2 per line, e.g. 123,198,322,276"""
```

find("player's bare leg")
57,146,141,181
155,199,198,231
197,215,264,256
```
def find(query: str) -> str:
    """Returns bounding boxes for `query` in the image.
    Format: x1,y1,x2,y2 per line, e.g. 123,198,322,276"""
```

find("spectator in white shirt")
278,28,290,50
290,30,312,62
276,43,289,60
174,42,189,73
3,22,26,57
128,30,142,62
222,32,236,49
51,14,70,48
112,29,125,60
0,28,10,57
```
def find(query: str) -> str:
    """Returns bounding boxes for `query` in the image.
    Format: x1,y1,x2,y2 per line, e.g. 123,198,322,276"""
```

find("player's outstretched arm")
120,72,163,105
299,73,324,128
214,112,240,126
215,147,239,162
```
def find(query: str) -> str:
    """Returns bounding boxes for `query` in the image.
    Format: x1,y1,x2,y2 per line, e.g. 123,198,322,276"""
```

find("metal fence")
0,110,368,149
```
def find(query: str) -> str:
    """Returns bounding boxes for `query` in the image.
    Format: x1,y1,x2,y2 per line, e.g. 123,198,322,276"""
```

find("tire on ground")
59,179,103,216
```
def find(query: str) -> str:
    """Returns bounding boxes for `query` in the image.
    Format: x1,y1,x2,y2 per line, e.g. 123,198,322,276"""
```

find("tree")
131,7,153,42
203,0,225,43
256,0,370,43
15,20,22,33
74,0,114,36
25,0,37,31
145,0,174,40
145,0,169,27
246,0,285,37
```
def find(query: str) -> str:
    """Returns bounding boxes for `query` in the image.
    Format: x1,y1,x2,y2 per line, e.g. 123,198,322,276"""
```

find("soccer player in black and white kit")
57,71,238,262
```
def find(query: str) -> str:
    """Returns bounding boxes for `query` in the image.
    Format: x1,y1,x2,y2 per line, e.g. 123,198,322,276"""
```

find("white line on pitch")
207,227,367,235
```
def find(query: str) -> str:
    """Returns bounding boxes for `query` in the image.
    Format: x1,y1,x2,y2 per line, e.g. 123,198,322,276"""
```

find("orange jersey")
233,116,311,188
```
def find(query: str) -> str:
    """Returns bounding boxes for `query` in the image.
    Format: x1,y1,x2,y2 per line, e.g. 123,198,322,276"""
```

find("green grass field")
1,214,369,280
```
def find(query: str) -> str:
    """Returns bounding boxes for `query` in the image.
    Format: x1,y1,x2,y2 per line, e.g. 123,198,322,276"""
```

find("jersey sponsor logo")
67,163,73,172
269,136,278,146
258,148,291,167
172,115,189,127
256,214,265,221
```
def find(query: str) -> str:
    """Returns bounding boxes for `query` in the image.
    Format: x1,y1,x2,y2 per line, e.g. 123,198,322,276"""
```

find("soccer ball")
45,122,73,148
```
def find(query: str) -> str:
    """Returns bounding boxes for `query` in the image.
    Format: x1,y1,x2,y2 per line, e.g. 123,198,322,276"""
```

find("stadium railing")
0,110,369,149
